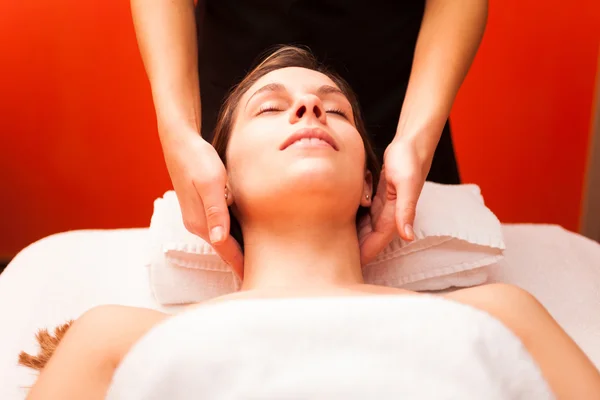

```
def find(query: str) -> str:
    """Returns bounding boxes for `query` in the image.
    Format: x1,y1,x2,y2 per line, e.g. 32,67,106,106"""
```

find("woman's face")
226,67,372,221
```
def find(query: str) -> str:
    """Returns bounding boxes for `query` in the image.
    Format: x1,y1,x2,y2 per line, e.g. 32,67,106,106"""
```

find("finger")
394,176,419,242
212,236,244,280
357,214,373,245
367,167,389,219
179,192,209,239
374,166,388,200
360,201,397,264
196,177,231,245
359,230,390,265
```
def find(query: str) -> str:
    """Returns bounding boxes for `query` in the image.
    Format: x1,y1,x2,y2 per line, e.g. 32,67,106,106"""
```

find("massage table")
0,224,598,399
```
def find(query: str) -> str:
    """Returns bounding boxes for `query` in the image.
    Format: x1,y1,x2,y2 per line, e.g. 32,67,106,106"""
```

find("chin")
233,158,363,212
237,173,360,221
288,157,338,177
285,163,361,198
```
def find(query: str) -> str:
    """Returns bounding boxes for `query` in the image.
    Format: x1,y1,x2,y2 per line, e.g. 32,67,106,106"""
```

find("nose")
289,94,327,125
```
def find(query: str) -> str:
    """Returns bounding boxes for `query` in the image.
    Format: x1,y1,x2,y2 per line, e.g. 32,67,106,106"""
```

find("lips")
280,127,339,151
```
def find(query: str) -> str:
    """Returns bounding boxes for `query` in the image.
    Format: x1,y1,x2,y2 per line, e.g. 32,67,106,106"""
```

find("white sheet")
487,224,600,367
107,296,552,399
0,224,598,399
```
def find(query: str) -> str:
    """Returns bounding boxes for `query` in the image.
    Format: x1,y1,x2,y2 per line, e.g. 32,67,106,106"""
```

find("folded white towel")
107,296,552,399
148,183,505,305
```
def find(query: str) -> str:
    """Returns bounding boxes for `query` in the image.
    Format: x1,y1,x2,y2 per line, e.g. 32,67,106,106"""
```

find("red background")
1,1,599,259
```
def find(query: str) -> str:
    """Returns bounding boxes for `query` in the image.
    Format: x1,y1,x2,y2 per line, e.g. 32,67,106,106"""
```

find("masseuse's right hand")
162,128,244,278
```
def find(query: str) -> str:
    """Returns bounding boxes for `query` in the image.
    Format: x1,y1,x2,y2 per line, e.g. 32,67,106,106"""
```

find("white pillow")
147,183,505,305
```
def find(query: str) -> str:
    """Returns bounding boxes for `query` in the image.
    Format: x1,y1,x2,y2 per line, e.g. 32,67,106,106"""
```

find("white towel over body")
107,296,553,400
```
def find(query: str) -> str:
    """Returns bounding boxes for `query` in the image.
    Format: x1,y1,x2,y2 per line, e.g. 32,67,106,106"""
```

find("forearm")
396,0,488,156
130,0,202,139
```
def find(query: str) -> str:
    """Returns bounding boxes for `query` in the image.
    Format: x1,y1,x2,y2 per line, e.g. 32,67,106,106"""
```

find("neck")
240,217,364,291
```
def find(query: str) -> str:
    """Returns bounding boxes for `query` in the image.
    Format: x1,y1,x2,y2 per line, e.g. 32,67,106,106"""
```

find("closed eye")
257,105,283,115
258,105,348,119
326,108,348,119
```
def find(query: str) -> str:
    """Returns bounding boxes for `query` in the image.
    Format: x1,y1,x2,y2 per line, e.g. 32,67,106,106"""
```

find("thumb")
199,184,230,244
395,178,418,242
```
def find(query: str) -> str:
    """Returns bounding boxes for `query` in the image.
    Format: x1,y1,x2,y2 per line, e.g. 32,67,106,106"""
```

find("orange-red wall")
451,0,600,231
1,1,599,258
0,1,170,259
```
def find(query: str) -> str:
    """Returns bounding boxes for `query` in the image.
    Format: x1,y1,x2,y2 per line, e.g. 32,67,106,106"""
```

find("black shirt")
196,0,460,184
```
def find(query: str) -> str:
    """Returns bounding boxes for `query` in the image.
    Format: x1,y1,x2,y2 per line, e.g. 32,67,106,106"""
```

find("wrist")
157,113,201,141
395,77,453,144
394,111,446,163
153,89,202,142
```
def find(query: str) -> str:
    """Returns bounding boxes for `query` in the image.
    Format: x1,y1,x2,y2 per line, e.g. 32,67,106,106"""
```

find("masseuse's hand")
358,138,429,265
162,128,244,278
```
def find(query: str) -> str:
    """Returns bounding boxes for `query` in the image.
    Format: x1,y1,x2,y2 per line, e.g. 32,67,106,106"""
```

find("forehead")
243,67,340,100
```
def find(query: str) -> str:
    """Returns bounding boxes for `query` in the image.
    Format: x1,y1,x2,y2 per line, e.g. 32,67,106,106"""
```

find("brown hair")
18,320,74,373
211,45,380,250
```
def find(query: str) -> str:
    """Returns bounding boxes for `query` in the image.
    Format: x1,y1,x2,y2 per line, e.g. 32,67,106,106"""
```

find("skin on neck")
239,210,365,292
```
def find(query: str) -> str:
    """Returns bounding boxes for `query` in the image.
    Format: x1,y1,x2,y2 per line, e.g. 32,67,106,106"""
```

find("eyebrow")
245,83,286,109
244,83,346,110
316,85,345,97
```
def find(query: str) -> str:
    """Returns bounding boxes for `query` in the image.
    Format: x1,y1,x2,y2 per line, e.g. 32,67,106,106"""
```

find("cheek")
227,140,257,190
343,127,368,175
225,128,276,199
327,125,369,202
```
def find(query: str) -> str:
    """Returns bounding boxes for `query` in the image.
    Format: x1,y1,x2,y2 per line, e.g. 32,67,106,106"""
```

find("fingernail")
210,226,224,243
404,224,414,241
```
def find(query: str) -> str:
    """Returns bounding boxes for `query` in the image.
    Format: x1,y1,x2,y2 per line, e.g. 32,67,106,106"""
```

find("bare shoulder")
443,282,538,307
27,306,170,398
74,305,169,363
78,304,168,328
40,305,169,367
444,283,600,398
442,283,544,341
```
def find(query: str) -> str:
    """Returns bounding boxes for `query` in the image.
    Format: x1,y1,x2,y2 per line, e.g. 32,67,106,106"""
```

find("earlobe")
225,184,234,207
360,170,374,207
361,192,372,207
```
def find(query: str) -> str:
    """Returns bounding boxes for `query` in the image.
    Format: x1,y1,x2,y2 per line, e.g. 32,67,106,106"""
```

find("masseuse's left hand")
357,0,488,265
358,137,431,265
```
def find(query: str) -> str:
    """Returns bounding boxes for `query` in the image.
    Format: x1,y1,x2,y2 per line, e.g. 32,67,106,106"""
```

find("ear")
225,182,234,207
360,170,373,207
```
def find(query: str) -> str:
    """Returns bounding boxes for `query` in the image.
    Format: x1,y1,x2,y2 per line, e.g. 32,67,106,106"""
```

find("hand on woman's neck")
239,215,364,292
